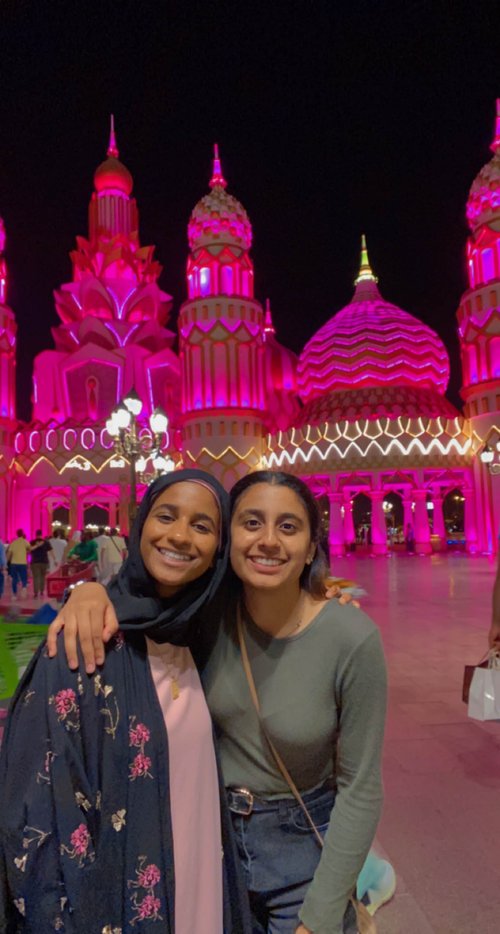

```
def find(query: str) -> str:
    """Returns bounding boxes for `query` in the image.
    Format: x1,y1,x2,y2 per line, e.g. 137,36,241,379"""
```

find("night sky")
1,0,499,421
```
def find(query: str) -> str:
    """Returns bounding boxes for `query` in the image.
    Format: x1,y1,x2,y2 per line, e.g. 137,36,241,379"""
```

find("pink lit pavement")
333,552,500,934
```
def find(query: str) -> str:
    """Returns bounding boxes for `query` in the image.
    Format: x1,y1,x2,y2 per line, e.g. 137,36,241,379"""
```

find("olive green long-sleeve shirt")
203,601,387,934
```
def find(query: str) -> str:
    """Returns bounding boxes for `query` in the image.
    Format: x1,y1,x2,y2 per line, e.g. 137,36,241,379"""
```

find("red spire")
209,143,227,189
264,298,275,336
491,98,500,154
107,114,119,158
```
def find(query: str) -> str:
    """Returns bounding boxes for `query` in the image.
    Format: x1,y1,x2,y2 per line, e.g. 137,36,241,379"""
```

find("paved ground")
332,552,500,934
1,556,499,931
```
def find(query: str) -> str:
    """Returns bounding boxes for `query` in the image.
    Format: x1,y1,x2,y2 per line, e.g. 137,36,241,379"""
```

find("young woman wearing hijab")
44,470,389,934
0,469,250,934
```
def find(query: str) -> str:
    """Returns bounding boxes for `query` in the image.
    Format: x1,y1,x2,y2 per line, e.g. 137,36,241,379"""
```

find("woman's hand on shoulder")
46,582,119,673
295,925,313,934
324,581,360,608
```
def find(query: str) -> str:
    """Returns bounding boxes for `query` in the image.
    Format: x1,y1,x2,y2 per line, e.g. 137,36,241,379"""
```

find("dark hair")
230,470,329,597
35,529,42,537
16,529,24,537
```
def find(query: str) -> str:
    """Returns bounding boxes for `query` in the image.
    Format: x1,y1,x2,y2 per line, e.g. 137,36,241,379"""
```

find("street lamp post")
479,432,500,475
106,390,173,528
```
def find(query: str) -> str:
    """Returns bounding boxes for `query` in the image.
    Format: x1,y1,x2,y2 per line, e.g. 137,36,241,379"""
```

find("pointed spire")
107,114,119,158
209,143,227,189
491,98,500,154
264,298,275,336
354,234,378,285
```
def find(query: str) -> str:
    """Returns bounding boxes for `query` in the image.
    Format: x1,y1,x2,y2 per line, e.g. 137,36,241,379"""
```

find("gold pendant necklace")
163,660,181,700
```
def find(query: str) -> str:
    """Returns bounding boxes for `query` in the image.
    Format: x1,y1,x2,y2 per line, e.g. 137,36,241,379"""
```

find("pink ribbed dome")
188,145,252,251
466,99,500,231
297,238,450,404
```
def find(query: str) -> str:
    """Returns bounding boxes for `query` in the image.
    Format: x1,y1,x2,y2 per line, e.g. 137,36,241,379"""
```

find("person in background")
488,542,500,648
30,530,52,598
0,536,6,600
6,530,30,600
48,528,67,571
94,526,110,583
106,527,128,581
405,523,415,553
67,530,98,565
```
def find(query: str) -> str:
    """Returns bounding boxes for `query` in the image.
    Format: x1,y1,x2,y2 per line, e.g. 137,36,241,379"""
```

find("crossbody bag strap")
237,609,324,848
236,607,378,934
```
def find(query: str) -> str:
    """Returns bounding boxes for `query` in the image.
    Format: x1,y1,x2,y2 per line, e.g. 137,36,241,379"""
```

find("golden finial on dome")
264,297,275,336
354,234,378,285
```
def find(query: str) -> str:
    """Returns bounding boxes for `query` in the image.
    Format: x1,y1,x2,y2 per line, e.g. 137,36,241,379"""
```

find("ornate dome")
93,116,133,197
466,99,500,231
188,145,252,251
297,238,450,405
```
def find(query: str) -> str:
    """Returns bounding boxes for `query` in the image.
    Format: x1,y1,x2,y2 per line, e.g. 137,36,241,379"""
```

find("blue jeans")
10,564,27,594
229,782,357,934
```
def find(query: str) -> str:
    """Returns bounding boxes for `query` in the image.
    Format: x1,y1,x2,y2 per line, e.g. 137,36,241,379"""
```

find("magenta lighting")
0,108,499,552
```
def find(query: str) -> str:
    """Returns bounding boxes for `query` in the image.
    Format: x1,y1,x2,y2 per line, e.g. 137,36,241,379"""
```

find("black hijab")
108,468,230,645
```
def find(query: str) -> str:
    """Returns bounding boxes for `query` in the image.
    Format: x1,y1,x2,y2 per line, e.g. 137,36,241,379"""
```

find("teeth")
159,549,192,562
251,557,282,566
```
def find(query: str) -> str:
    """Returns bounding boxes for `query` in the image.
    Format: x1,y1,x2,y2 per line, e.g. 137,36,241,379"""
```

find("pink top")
146,638,223,934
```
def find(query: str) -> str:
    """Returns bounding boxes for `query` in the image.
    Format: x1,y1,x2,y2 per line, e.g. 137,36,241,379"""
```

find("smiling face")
140,481,220,597
230,482,315,594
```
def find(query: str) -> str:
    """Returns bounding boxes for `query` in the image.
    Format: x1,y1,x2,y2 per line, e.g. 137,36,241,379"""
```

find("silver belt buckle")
229,787,254,816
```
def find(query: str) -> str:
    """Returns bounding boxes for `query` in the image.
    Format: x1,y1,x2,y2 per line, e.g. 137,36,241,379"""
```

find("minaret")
0,219,17,425
88,115,138,242
0,218,17,539
457,100,500,552
179,146,266,487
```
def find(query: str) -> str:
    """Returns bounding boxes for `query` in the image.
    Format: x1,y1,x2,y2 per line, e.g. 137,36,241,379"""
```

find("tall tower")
0,219,17,426
0,217,17,535
179,146,266,488
457,100,500,551
32,117,179,425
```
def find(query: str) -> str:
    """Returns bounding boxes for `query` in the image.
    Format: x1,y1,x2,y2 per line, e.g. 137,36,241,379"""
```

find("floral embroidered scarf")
0,470,250,933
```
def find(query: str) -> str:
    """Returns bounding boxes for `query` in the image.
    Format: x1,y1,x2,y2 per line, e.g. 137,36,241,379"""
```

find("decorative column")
413,490,432,554
109,500,118,529
463,487,478,554
119,477,129,535
402,496,414,536
343,495,356,547
370,491,388,555
431,493,446,550
328,492,345,559
69,480,79,535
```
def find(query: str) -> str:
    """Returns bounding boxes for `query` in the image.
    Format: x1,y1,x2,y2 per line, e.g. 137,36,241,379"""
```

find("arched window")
481,248,494,284
221,265,234,295
199,267,211,297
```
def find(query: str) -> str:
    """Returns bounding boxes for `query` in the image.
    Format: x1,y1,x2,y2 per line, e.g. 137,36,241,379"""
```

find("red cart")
46,560,96,600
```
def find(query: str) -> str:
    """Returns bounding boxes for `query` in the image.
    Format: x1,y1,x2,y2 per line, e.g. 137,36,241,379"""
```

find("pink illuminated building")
0,107,499,554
